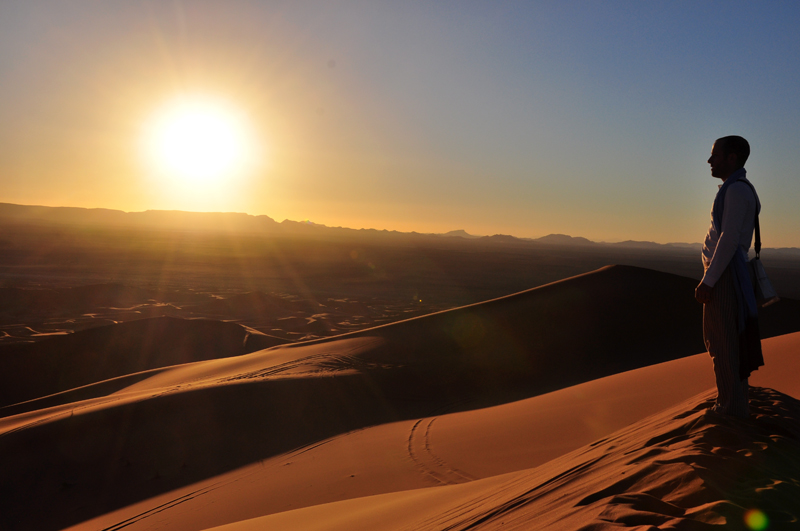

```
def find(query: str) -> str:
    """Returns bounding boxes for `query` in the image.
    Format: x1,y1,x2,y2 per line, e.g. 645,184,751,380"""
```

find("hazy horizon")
1,199,717,246
2,2,799,246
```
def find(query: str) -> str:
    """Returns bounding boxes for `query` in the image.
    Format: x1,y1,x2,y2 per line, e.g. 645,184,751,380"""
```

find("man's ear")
727,153,739,167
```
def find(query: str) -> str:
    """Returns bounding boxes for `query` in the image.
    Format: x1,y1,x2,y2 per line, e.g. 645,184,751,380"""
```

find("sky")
1,1,799,245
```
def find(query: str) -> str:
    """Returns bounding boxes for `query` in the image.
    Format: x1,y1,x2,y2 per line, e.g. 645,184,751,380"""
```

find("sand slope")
0,316,287,409
3,265,797,415
3,264,714,416
59,331,800,531
217,386,800,531
3,265,799,530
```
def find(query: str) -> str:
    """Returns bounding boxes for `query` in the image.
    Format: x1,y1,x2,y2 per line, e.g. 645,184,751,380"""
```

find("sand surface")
2,265,798,531
211,386,800,531
52,332,800,531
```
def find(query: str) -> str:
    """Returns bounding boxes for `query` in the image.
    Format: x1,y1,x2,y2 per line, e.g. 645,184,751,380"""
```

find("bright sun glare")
144,98,252,186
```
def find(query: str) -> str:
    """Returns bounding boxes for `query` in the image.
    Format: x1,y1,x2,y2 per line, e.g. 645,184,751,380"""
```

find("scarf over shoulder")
711,168,763,378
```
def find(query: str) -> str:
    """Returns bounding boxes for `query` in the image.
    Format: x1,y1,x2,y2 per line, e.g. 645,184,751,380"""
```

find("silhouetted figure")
695,136,760,418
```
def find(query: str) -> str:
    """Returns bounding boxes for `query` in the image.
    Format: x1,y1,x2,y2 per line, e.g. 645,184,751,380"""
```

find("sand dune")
55,332,800,531
57,349,718,531
3,265,716,413
2,265,799,530
302,264,796,402
0,316,287,409
216,386,800,531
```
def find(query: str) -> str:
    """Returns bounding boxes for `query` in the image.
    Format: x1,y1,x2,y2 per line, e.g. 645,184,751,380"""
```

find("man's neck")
720,167,746,183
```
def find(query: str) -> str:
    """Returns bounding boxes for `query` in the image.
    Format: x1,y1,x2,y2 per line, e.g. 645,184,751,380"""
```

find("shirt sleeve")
701,182,752,286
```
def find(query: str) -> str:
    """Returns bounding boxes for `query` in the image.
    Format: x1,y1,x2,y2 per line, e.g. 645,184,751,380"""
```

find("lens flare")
744,508,769,530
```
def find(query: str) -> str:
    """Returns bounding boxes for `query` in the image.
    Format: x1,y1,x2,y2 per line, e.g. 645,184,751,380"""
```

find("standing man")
695,135,761,419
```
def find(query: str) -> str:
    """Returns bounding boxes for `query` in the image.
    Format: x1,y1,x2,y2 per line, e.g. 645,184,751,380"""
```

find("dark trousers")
703,266,750,418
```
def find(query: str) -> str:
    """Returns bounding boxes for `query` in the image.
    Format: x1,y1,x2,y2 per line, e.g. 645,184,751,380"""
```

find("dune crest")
418,387,800,530
0,316,288,410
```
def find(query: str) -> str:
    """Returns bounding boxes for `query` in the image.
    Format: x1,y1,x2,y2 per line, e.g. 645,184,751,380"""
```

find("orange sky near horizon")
2,2,799,246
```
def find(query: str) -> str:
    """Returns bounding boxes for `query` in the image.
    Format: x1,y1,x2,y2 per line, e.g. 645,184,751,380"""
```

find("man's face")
707,142,738,179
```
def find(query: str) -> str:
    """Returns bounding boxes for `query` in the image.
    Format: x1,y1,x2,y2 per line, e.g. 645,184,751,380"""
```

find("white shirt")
701,170,760,287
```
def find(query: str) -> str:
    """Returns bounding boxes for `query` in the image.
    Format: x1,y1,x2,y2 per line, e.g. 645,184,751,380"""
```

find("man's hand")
695,282,713,304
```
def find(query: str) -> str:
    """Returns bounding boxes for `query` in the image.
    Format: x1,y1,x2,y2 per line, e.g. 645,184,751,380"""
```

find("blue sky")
1,1,799,245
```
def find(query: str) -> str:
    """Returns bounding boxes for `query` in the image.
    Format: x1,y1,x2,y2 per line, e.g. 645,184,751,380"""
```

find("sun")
143,97,252,186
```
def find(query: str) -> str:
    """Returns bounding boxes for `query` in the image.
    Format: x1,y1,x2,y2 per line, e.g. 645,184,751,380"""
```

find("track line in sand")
90,433,348,531
407,417,477,485
98,484,224,531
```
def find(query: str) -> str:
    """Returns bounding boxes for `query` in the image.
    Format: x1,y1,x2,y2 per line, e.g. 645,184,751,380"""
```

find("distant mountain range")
1,202,797,254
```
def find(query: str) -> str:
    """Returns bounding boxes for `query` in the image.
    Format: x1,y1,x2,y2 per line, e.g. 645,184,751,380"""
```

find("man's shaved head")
714,136,750,169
